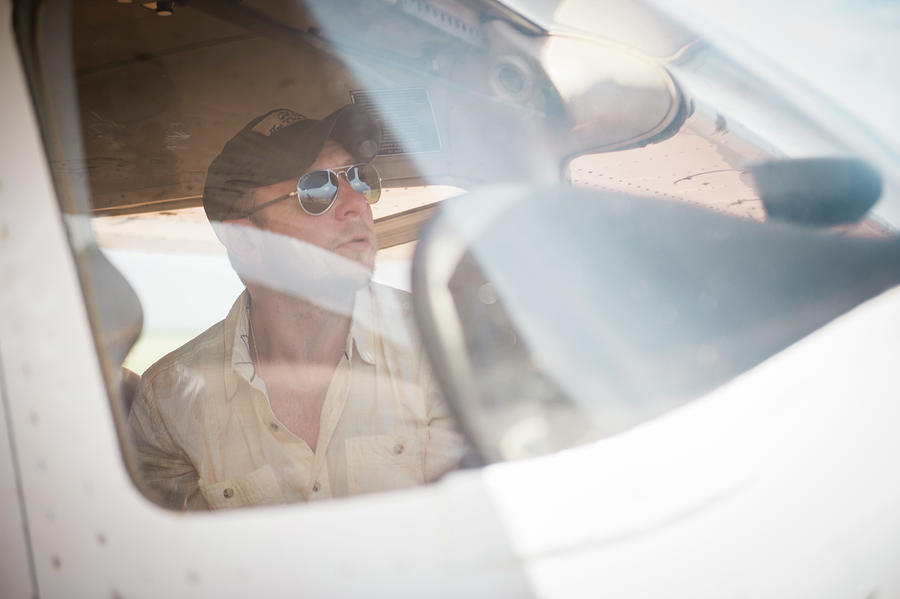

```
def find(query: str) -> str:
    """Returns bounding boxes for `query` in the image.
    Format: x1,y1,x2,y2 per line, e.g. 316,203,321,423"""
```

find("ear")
215,218,263,266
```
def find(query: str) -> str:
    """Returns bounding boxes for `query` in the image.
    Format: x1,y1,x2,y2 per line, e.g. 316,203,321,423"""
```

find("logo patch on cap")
251,109,306,136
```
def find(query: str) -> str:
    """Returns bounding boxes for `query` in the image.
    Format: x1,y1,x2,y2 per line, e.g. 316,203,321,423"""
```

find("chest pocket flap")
345,434,424,495
199,464,285,510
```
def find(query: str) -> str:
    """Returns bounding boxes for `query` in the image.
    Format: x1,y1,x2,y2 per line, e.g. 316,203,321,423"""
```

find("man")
128,105,467,510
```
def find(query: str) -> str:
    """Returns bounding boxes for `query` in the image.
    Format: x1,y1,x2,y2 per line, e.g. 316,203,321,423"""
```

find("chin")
338,246,376,272
357,254,376,274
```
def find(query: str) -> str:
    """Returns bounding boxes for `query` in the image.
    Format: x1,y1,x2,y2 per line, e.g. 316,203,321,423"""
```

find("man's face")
247,140,377,271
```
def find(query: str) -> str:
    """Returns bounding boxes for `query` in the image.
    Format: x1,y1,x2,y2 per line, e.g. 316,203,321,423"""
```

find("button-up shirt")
128,283,467,510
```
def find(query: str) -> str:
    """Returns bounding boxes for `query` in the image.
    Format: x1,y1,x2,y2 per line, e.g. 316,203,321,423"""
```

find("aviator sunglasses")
248,163,382,217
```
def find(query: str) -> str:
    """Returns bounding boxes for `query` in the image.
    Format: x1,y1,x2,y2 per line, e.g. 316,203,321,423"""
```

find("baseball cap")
202,104,382,222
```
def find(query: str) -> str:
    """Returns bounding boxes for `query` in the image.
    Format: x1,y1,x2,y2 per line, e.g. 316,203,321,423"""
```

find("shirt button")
393,443,404,455
269,422,279,432
312,482,321,493
223,488,234,499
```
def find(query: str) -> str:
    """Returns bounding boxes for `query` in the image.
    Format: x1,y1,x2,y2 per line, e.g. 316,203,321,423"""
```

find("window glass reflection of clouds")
93,189,445,373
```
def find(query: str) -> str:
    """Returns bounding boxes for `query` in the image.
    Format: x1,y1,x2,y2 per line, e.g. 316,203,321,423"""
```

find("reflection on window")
91,185,462,374
566,123,891,237
567,125,769,221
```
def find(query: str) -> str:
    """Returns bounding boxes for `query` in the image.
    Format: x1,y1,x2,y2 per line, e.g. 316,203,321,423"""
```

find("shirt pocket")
345,434,425,495
198,464,286,510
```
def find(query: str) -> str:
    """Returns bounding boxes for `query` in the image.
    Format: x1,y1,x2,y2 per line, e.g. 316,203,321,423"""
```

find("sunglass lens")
348,164,381,204
297,170,338,214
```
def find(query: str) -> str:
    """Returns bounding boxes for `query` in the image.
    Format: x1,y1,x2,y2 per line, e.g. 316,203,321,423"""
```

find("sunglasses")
248,163,381,217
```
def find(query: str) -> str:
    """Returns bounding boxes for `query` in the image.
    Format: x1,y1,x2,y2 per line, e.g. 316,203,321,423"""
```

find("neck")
247,284,355,365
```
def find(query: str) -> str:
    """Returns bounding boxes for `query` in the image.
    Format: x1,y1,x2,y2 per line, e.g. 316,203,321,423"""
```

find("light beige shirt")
128,283,467,510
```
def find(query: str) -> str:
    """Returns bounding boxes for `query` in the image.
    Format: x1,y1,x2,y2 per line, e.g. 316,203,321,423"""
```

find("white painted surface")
0,374,34,599
483,286,900,598
0,4,36,594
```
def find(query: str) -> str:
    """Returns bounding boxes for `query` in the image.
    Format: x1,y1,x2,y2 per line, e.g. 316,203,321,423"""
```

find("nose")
332,173,371,220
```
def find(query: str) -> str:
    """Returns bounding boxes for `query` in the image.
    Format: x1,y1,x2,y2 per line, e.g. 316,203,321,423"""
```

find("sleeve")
127,375,209,511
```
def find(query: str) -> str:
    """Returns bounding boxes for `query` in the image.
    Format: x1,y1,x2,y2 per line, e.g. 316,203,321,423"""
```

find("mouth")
336,234,374,251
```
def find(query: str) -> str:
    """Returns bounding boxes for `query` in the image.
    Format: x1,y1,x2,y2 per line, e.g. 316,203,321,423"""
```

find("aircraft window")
50,0,487,511
35,0,898,512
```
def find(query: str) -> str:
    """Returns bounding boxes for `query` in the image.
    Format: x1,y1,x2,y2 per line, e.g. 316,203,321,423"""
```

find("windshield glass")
54,0,900,508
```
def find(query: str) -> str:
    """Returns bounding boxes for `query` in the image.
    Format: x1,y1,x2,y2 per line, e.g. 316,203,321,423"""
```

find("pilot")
128,105,467,510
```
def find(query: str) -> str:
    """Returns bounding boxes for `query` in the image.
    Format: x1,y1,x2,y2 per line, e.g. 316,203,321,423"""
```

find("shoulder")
132,318,230,440
362,281,431,369
139,319,227,391
370,280,410,298
368,281,414,316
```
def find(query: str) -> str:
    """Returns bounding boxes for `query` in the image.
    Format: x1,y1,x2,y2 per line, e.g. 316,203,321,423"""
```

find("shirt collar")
223,290,255,401
349,285,376,365
223,286,378,401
